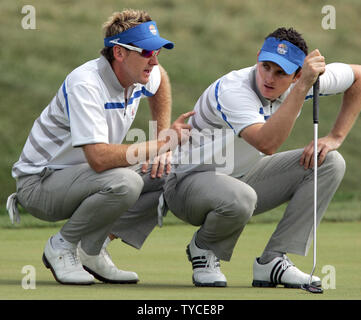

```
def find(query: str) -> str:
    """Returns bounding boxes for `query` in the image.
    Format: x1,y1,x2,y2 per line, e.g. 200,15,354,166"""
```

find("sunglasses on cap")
109,40,161,58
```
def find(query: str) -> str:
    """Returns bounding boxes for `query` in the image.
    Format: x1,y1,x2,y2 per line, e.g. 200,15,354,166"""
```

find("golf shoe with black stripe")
252,255,321,288
186,233,227,287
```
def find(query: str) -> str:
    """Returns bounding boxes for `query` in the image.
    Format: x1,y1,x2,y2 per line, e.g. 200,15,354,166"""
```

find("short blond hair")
100,9,152,63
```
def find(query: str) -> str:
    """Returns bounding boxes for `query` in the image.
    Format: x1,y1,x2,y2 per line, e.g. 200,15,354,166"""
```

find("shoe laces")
206,252,221,270
65,249,80,266
280,260,291,271
280,255,294,270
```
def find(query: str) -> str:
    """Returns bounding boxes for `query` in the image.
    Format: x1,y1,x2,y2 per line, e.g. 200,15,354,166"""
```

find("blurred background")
0,0,360,220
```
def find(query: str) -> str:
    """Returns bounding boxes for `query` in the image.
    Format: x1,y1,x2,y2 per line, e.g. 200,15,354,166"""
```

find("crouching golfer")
8,9,193,285
162,27,361,288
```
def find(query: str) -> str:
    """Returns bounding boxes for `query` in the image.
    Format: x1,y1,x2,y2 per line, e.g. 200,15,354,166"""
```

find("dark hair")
266,27,308,75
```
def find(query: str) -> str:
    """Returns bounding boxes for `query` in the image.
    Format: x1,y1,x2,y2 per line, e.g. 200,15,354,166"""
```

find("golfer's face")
256,61,296,101
122,50,159,85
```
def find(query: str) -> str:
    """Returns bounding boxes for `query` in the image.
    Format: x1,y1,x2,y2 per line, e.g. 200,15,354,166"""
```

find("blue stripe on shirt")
104,86,154,109
141,86,154,97
104,102,125,109
215,81,236,133
305,93,333,100
62,81,70,118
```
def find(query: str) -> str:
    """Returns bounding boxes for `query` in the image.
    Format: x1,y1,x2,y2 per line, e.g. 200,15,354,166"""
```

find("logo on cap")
149,24,157,36
277,43,288,55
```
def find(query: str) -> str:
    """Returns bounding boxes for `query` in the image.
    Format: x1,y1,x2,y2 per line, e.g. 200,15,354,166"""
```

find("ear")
113,46,127,62
292,70,302,83
256,50,260,62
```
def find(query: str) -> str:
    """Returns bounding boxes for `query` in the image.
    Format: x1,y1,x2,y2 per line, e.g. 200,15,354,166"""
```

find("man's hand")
143,111,195,178
159,111,195,150
300,134,343,169
142,151,172,178
170,111,195,144
298,49,326,88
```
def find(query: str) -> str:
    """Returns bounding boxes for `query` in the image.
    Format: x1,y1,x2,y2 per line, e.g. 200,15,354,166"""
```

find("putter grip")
313,77,320,124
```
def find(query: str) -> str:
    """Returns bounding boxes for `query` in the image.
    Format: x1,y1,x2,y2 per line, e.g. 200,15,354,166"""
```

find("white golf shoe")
186,233,227,287
42,238,95,285
252,255,321,288
78,246,139,284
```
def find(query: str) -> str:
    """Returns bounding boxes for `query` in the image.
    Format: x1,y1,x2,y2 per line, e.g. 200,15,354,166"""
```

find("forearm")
264,83,309,148
148,64,172,135
82,110,194,173
243,82,309,154
328,64,361,144
83,143,130,172
83,140,171,173
242,49,326,154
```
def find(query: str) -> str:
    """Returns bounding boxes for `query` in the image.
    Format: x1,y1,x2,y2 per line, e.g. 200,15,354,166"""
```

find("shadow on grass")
0,278,252,290
0,279,59,287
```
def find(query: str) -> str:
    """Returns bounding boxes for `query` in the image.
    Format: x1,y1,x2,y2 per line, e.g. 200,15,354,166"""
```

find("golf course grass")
1,0,360,309
1,219,360,300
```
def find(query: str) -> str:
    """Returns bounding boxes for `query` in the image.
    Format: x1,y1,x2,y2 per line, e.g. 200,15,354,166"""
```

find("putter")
301,77,324,294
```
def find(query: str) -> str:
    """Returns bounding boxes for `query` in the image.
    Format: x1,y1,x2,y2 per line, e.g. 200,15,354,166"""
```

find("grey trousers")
163,149,346,261
16,163,164,255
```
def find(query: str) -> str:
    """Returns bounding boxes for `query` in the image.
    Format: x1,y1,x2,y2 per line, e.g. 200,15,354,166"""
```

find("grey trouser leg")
110,169,166,249
163,172,257,261
240,149,346,256
16,163,144,255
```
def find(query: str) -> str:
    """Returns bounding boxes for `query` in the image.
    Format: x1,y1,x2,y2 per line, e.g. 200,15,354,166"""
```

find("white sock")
51,232,76,250
102,236,112,249
259,250,284,265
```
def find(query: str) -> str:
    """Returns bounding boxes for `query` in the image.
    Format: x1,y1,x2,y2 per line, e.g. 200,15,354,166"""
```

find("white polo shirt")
12,55,161,178
172,63,354,178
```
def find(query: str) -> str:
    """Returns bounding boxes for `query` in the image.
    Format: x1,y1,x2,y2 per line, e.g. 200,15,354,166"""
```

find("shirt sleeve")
217,87,265,136
66,82,109,147
306,63,355,98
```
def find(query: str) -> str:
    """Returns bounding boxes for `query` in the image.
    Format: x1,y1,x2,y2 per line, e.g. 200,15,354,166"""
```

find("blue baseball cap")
258,37,306,74
104,21,174,51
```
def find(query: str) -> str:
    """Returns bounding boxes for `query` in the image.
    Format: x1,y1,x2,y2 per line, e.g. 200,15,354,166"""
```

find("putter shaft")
309,77,320,285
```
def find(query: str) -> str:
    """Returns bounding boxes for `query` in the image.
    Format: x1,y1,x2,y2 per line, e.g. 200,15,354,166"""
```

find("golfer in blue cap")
8,9,193,285
162,27,361,288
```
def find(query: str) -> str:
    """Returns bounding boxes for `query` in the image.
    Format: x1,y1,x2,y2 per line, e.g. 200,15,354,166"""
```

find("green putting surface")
0,221,360,300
